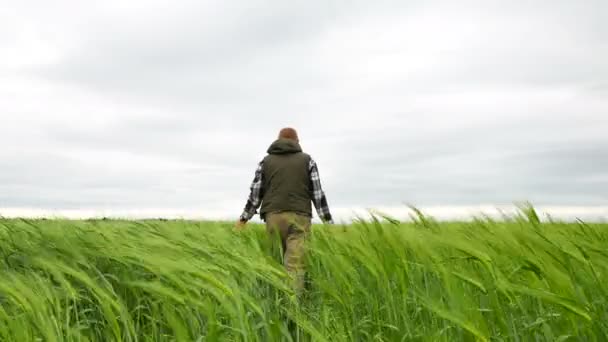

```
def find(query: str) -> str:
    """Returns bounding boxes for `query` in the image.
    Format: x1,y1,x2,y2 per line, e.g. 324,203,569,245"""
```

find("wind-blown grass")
0,206,607,341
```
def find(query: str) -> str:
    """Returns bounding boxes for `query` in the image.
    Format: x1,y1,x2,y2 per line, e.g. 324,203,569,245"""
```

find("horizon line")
1,204,607,223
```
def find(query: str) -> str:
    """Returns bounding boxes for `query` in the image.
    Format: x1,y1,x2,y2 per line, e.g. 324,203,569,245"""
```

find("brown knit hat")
278,127,299,142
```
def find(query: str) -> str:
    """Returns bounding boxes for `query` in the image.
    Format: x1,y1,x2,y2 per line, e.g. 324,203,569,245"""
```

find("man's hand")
322,216,334,225
234,219,247,231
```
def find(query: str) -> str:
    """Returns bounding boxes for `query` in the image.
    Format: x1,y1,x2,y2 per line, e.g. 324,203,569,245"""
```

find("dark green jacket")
259,139,312,218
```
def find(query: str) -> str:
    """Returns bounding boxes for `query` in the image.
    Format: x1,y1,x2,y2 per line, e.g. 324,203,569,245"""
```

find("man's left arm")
239,159,264,224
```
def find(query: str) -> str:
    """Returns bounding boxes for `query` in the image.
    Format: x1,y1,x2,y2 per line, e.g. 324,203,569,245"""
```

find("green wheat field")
0,206,607,341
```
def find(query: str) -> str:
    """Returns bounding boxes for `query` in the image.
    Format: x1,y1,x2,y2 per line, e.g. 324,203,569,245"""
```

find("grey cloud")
43,116,267,171
328,150,608,208
23,0,608,130
0,150,244,209
323,119,608,207
31,1,339,92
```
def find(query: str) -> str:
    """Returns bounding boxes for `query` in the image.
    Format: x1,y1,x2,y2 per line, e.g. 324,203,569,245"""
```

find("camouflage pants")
265,212,311,295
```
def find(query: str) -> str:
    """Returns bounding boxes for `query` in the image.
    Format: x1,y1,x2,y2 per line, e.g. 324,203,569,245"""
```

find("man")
237,127,333,295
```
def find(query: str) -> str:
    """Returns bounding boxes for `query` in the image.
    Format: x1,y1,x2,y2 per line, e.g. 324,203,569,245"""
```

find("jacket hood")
267,139,303,155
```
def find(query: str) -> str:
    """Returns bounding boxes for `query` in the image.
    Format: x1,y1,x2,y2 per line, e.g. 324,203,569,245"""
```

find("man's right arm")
309,158,334,224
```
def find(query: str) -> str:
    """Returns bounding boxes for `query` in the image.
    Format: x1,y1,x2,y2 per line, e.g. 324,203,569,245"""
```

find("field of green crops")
0,206,607,341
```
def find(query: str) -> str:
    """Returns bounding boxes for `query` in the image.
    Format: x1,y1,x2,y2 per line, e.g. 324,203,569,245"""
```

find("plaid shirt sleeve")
309,158,334,224
239,159,264,222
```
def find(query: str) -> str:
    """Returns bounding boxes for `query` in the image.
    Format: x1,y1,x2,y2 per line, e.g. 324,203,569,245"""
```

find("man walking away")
236,127,333,295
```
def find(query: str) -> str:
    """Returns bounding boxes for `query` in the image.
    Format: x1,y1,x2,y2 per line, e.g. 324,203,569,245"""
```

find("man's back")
238,128,333,224
260,139,312,219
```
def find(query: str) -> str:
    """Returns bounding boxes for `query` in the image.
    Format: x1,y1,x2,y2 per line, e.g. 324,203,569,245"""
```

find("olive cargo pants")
265,212,311,295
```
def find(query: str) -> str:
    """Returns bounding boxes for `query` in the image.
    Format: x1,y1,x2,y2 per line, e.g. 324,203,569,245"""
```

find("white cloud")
1,0,606,220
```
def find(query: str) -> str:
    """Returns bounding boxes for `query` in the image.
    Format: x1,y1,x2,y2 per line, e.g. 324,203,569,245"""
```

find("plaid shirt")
240,158,334,223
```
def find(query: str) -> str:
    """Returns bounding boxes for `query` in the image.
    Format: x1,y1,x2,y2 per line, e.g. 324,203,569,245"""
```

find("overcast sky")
1,0,607,221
